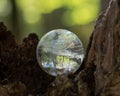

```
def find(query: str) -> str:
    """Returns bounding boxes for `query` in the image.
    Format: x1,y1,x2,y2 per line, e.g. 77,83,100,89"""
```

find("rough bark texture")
0,0,120,96
0,23,54,96
94,0,120,95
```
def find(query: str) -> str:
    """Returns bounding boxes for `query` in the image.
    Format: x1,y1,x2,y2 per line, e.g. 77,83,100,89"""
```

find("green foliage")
0,0,100,50
16,0,100,25
0,0,11,17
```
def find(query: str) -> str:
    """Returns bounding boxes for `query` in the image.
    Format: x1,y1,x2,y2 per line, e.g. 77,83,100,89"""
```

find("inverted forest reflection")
0,0,101,49
36,29,84,76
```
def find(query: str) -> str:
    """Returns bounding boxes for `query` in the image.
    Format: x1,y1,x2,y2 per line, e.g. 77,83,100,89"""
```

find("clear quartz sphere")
36,29,84,76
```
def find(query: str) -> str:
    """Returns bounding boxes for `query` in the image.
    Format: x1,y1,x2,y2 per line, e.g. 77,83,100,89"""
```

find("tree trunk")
11,0,20,40
0,0,120,96
101,0,111,11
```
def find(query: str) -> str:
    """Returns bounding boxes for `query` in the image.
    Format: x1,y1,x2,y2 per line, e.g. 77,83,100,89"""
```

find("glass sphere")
36,29,84,76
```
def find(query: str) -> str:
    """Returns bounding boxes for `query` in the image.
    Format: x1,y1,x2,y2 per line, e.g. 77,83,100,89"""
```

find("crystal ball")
36,29,84,76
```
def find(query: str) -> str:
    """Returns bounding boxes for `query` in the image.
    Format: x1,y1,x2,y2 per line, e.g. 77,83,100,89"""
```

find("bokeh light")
0,0,100,50
16,0,100,25
0,0,12,17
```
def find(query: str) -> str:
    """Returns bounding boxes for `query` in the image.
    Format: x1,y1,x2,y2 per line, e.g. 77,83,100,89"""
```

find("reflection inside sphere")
36,29,84,76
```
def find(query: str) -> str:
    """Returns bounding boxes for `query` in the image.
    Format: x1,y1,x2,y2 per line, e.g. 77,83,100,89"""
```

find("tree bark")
101,0,111,11
0,0,120,96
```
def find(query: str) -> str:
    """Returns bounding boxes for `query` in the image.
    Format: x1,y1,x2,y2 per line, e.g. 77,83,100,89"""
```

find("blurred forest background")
0,0,110,49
